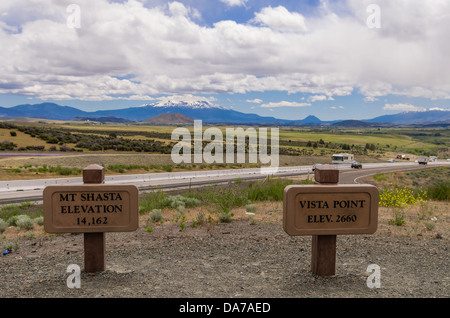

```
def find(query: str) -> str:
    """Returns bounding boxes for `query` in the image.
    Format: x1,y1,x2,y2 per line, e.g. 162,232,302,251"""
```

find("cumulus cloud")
307,95,334,102
383,103,425,112
251,6,308,32
0,0,449,102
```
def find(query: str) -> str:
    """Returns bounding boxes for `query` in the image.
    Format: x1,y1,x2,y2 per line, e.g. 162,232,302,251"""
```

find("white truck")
418,156,428,165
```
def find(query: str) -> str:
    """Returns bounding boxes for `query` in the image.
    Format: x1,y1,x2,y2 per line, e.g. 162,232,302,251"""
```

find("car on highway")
387,159,396,163
312,163,322,171
351,161,362,169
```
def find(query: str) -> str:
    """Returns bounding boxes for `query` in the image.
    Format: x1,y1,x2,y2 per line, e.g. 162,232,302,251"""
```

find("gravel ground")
0,219,448,301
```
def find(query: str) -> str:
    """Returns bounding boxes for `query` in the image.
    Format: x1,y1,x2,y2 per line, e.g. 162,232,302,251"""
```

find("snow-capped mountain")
143,100,226,110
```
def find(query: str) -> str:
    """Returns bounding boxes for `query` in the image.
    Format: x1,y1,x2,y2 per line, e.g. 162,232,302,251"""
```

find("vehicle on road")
332,153,354,164
396,154,410,160
351,161,362,169
418,156,428,165
387,159,396,163
312,163,322,171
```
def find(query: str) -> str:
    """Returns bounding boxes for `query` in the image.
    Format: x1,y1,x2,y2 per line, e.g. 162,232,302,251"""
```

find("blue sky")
0,0,449,121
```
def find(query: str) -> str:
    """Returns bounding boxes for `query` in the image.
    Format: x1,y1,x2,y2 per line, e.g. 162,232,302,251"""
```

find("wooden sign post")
43,164,139,273
83,164,106,273
283,165,378,276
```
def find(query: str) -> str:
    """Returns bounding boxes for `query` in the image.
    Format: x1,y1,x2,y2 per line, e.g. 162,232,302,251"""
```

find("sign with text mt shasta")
283,184,378,236
43,184,139,233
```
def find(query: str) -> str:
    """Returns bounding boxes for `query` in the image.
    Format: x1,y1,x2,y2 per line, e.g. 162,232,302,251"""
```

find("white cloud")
156,94,217,103
383,103,425,112
251,6,308,32
307,95,334,102
0,0,449,102
364,96,378,102
246,98,263,103
260,101,311,108
383,104,450,112
219,0,247,7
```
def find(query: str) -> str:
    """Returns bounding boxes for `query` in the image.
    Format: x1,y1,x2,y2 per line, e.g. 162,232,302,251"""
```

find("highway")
0,161,447,204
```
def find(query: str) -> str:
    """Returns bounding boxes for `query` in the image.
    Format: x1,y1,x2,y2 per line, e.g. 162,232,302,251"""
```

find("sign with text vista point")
283,184,378,236
43,184,139,234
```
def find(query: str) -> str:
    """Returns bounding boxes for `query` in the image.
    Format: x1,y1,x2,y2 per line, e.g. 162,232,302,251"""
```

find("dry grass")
1,196,447,244
375,201,448,239
0,128,49,148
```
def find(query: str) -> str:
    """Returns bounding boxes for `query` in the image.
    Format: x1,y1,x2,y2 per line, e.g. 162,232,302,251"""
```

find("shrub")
2,240,19,251
425,181,449,201
218,212,233,223
0,218,8,233
388,209,406,226
15,215,35,230
424,221,436,231
149,209,162,223
195,212,206,226
179,215,186,230
166,195,201,210
24,231,36,239
34,216,44,226
7,215,20,226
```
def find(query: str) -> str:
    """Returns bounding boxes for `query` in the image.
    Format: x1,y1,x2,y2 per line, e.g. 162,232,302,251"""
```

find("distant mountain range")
0,101,449,126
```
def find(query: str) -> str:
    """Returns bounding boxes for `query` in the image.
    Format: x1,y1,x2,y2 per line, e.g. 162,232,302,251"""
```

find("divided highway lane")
0,161,447,204
339,161,448,184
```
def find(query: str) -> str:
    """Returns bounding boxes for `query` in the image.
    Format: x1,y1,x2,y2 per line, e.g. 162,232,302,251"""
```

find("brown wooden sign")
43,184,139,234
283,184,378,236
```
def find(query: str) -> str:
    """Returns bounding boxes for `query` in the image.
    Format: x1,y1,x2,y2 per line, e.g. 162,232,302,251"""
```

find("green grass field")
0,121,448,180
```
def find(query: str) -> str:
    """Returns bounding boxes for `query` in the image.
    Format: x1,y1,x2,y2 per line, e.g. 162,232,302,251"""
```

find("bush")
149,209,162,222
218,212,233,223
166,195,201,210
7,215,20,226
34,216,44,226
15,215,34,230
388,209,406,226
0,140,17,150
425,181,449,201
195,212,206,226
0,218,8,233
